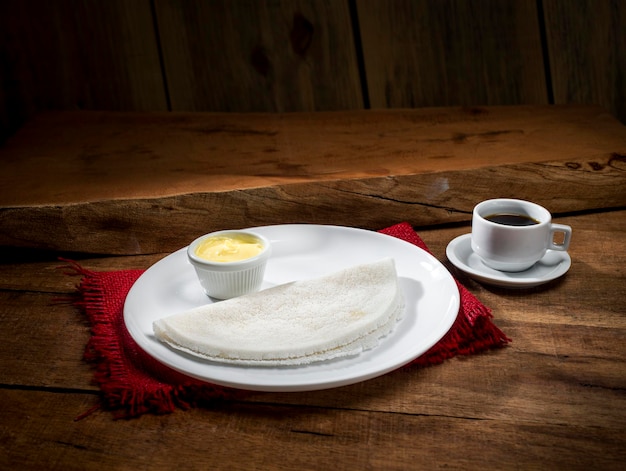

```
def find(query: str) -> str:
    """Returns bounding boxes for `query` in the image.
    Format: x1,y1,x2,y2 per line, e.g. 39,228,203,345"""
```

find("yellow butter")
194,234,263,262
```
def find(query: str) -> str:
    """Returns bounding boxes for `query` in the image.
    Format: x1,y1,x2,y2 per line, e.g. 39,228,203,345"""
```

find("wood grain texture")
1,388,624,470
0,0,167,126
356,0,548,108
1,210,624,469
3,153,625,255
2,0,626,149
154,0,363,112
544,0,626,124
5,105,624,205
1,106,624,254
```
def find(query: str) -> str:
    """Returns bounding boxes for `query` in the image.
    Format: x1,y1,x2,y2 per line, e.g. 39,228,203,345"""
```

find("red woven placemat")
70,222,510,419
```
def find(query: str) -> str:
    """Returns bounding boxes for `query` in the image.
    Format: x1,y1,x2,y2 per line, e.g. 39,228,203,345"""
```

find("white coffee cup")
471,198,572,272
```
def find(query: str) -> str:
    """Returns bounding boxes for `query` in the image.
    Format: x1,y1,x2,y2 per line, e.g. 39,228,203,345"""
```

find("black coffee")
484,213,540,226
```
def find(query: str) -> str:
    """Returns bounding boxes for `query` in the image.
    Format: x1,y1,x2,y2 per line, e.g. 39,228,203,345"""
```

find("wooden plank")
356,0,547,108
3,106,621,206
3,274,625,419
1,212,624,393
3,153,625,255
1,387,625,469
543,0,626,124
0,0,167,135
3,285,623,427
1,211,625,467
0,291,95,390
1,106,625,254
154,0,363,112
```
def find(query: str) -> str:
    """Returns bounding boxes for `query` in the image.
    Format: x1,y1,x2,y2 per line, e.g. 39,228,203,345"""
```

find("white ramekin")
187,230,271,299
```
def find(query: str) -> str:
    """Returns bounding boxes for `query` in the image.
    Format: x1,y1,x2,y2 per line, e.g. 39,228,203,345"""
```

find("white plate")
446,233,571,288
124,224,459,392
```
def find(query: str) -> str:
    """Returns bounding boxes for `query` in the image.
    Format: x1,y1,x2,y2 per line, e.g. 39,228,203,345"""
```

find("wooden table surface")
1,106,625,470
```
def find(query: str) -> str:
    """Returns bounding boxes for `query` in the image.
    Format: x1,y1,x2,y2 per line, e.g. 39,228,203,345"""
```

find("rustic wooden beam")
1,106,625,254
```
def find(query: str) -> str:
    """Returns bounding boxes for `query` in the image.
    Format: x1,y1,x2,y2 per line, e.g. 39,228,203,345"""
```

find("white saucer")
446,234,571,288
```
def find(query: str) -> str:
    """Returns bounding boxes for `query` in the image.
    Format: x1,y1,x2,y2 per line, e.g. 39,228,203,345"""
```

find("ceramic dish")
124,224,460,392
446,233,571,288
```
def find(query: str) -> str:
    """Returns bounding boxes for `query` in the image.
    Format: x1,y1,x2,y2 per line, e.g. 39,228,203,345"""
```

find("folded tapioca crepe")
153,258,404,366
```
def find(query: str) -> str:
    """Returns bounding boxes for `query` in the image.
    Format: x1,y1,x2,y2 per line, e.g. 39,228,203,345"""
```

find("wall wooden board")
0,0,167,140
356,0,548,108
154,0,363,112
1,0,625,143
544,0,626,123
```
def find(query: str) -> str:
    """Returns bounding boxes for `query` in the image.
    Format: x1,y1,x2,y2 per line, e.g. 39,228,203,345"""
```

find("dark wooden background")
1,0,624,144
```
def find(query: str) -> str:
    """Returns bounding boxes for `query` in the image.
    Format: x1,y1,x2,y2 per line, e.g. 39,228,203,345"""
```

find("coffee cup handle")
549,224,572,251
